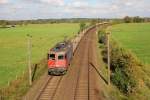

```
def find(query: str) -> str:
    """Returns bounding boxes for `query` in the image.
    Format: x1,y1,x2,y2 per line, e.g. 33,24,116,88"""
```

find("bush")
100,39,138,94
98,28,139,94
111,67,136,94
109,41,138,94
98,30,107,44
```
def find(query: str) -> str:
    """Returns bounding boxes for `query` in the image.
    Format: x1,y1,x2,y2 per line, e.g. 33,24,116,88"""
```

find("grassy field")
102,23,150,99
0,23,79,87
111,23,150,64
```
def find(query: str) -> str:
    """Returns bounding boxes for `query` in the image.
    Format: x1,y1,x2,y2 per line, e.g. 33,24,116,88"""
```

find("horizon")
0,17,149,21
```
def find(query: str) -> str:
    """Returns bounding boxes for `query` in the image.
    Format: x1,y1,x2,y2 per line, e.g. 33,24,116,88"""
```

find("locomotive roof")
50,41,71,52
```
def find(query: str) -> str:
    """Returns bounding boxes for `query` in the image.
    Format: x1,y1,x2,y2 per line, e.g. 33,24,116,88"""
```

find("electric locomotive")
47,41,73,75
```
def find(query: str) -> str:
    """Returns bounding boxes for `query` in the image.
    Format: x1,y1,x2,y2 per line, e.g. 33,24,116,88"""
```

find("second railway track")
73,30,91,100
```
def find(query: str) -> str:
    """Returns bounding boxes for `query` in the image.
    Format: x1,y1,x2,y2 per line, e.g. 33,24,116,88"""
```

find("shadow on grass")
89,62,108,84
32,64,38,81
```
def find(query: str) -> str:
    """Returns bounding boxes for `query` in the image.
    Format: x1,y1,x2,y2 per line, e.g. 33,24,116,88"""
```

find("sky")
0,0,150,20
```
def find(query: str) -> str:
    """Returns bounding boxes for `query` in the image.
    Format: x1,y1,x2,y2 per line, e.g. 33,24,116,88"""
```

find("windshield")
58,55,64,60
49,54,55,60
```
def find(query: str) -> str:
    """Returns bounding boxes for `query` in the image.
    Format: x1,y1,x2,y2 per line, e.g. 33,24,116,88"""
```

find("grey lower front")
48,68,67,75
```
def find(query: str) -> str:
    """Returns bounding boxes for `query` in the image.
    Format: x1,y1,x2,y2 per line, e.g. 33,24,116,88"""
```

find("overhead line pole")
27,34,32,86
107,32,111,85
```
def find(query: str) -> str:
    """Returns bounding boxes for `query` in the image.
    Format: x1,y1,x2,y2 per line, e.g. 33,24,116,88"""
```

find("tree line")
0,17,150,28
0,18,106,28
123,16,150,23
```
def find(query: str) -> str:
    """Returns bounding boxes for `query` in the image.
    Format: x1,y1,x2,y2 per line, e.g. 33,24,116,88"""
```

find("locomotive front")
47,42,73,75
48,51,67,75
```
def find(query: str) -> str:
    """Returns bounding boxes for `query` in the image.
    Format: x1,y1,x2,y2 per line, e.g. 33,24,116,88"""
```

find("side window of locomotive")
49,54,55,60
58,55,64,60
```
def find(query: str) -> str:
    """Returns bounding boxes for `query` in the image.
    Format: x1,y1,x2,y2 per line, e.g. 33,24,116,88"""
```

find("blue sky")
0,0,150,20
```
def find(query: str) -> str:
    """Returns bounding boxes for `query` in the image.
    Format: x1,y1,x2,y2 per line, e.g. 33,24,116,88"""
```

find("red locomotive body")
47,41,73,75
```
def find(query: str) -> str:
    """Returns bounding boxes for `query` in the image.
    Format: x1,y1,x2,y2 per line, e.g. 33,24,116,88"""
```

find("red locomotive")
47,41,73,75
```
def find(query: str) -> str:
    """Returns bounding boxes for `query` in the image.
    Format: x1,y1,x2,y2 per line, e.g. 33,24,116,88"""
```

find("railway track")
74,33,90,100
26,26,103,100
74,29,93,100
72,28,97,100
34,76,63,100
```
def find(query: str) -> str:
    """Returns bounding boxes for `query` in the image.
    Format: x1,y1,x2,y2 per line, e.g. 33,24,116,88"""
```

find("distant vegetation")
0,18,105,28
0,17,149,28
123,16,150,23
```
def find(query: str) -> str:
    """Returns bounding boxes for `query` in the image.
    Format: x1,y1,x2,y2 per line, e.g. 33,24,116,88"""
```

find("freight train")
47,22,108,75
47,41,73,75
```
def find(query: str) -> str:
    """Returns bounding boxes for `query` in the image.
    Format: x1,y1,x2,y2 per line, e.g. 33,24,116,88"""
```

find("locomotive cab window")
49,54,55,60
58,55,64,60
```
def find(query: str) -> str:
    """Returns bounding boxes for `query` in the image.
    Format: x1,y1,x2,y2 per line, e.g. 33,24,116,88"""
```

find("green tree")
1,20,7,28
124,16,132,23
80,22,86,31
133,16,143,23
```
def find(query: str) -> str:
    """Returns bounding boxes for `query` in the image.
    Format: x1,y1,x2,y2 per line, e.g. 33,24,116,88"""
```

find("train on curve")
47,41,73,75
47,22,108,75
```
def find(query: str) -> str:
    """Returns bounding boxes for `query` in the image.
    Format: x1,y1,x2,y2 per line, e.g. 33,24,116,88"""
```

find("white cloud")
0,0,150,19
71,1,89,8
0,0,8,4
59,0,150,18
40,0,64,6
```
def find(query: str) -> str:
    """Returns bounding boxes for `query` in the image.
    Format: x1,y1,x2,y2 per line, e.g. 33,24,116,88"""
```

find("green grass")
111,23,150,99
0,23,79,87
111,23,150,64
101,23,150,99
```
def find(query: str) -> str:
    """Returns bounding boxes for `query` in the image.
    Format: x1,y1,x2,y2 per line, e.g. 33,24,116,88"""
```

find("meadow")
111,23,150,64
0,23,80,87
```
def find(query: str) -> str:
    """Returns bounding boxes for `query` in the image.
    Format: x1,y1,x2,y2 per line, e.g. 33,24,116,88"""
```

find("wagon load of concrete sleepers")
71,25,95,53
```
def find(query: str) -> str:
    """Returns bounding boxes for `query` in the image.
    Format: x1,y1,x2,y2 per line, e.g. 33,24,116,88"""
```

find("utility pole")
107,32,111,85
27,34,32,86
96,24,98,35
